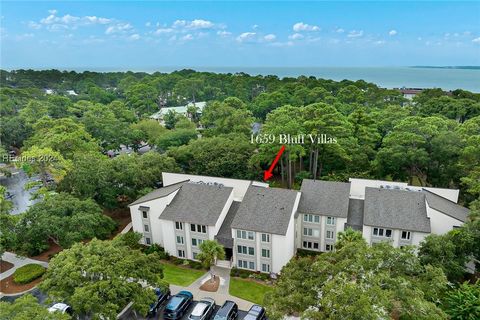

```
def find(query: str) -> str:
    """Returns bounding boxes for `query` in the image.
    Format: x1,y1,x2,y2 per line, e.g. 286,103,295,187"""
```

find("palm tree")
197,240,225,282
336,227,365,250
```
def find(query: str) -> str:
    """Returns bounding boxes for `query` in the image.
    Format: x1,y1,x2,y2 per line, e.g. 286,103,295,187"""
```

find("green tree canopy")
0,294,70,320
40,238,167,319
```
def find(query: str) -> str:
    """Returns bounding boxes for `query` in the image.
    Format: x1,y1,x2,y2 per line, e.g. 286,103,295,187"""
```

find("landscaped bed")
161,262,206,286
1,260,14,273
0,274,43,294
13,264,46,284
229,277,274,305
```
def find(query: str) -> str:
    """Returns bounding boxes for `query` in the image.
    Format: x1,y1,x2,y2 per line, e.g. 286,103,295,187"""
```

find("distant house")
44,88,54,95
66,90,78,96
150,101,206,125
398,88,423,100
129,173,469,275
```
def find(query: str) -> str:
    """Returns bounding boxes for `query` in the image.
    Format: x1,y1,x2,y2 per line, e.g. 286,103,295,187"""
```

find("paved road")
0,168,38,214
0,252,49,281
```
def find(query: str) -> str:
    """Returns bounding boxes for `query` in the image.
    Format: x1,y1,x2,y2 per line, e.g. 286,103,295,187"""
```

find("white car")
48,303,73,315
188,297,216,320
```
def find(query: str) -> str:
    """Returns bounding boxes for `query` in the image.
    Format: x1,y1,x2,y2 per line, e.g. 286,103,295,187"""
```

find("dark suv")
213,300,238,320
243,305,266,320
147,287,171,317
163,290,194,319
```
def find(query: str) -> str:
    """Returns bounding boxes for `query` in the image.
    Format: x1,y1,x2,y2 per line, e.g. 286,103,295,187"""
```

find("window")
248,247,255,255
202,225,207,233
261,233,270,242
238,260,248,269
303,214,320,223
178,250,185,258
192,238,197,246
326,217,336,226
145,237,151,245
326,230,334,240
176,236,184,244
238,245,254,255
175,222,183,230
261,249,270,258
262,264,270,273
401,231,411,240
303,228,311,236
249,261,255,270
236,230,254,240
191,224,196,232
373,228,392,238
144,224,149,232
303,241,319,249
193,252,198,259
325,244,334,252
142,211,148,219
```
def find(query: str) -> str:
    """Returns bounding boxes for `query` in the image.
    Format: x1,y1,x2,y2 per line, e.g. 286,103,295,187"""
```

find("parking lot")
119,300,249,320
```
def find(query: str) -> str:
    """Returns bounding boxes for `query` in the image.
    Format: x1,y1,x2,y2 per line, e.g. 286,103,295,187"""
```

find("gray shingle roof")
364,187,431,233
298,179,350,218
129,180,188,206
423,189,469,222
346,198,364,231
215,201,240,249
231,186,299,235
160,183,233,225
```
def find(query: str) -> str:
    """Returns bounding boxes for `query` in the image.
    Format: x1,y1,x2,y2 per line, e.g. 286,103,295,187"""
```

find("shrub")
13,264,46,284
144,243,168,259
188,260,204,270
169,256,183,265
296,249,322,258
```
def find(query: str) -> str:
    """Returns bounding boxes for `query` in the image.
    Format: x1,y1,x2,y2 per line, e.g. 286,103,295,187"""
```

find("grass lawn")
161,263,206,286
229,277,274,305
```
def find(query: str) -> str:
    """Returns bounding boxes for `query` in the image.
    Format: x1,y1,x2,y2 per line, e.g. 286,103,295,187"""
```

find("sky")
1,1,479,70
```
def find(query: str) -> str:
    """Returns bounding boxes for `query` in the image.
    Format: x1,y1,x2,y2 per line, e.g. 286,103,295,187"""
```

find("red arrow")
264,145,286,181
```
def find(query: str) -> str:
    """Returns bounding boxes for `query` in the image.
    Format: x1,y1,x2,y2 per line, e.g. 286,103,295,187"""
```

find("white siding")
160,219,177,255
129,189,179,246
426,206,463,235
213,192,234,235
349,178,407,199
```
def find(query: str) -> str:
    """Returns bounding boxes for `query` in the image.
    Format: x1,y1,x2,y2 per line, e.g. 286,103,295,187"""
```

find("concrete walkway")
170,266,253,311
1,252,49,281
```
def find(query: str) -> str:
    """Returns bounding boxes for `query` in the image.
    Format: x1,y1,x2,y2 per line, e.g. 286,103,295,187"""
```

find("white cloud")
145,22,151,27
217,30,231,37
388,30,397,36
263,34,276,41
472,37,480,43
293,22,320,32
181,33,194,41
374,40,386,45
173,19,215,30
34,10,114,31
288,33,304,40
154,28,174,35
105,22,132,35
236,32,256,42
252,24,259,30
128,34,140,40
336,28,345,33
347,30,364,38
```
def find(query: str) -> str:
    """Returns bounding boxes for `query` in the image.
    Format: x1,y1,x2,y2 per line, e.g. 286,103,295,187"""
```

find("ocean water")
142,66,479,92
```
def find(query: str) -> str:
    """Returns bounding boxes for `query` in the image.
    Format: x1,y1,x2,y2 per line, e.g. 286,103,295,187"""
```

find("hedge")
230,267,270,281
13,264,46,284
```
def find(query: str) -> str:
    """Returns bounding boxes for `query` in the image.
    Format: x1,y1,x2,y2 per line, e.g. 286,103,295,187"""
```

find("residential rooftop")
129,180,188,206
423,189,469,222
364,187,431,233
298,179,350,218
231,185,299,235
160,182,233,225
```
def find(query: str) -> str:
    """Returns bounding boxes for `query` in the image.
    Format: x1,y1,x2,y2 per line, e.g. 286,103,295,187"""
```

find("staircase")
216,259,232,269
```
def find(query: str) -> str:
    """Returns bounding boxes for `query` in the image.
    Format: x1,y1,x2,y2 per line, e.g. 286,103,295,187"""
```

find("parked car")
188,297,216,320
48,303,73,315
163,290,194,319
147,287,171,317
243,305,266,320
213,300,238,320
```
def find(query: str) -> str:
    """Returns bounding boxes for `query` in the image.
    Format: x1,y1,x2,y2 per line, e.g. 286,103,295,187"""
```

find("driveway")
0,252,49,282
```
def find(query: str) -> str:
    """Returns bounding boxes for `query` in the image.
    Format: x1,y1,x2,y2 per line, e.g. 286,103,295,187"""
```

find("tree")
265,241,448,320
19,146,72,188
197,240,225,282
201,97,254,136
0,294,70,320
336,227,365,249
24,117,100,159
125,83,158,116
163,110,180,129
130,119,167,146
40,238,167,319
156,129,197,152
443,281,480,320
2,193,116,255
168,136,254,179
